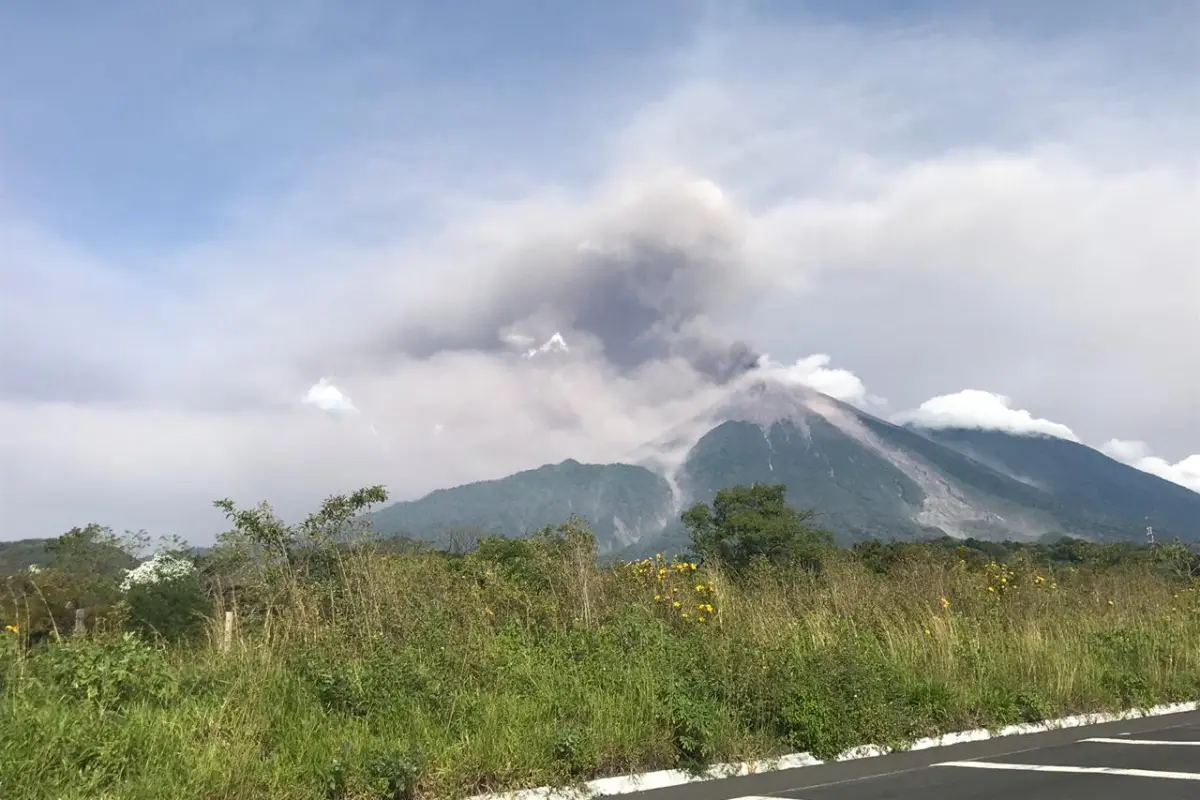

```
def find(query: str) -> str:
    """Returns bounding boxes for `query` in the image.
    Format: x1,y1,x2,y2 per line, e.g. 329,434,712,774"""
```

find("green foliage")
34,633,177,711
847,533,1200,578
6,482,1200,798
45,524,141,581
364,748,425,800
775,648,912,759
682,483,833,573
661,690,722,768
123,572,209,643
215,485,387,555
549,725,597,779
472,536,543,584
207,486,390,619
319,752,350,800
2,524,140,639
212,498,298,560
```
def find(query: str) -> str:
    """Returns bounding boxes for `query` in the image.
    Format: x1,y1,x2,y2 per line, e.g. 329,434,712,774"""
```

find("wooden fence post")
74,607,86,635
221,610,234,653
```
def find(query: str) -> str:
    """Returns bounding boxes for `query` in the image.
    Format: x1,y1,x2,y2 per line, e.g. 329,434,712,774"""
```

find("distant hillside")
0,538,57,576
366,380,1200,555
0,535,138,578
368,459,675,553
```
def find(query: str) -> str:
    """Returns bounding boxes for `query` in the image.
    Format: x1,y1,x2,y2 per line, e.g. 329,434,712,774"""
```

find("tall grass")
3,538,1200,799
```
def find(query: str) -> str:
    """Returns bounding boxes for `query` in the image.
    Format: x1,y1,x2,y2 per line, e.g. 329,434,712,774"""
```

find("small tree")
682,483,832,573
19,524,141,636
208,486,390,626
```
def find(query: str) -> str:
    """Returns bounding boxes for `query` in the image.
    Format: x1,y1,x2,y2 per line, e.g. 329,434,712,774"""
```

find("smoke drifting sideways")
369,174,766,390
1102,440,1200,493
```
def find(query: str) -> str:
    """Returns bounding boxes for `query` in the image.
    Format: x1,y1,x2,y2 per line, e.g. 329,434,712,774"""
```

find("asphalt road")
624,710,1200,800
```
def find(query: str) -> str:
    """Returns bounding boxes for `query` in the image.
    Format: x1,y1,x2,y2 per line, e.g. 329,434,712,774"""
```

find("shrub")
121,553,210,642
34,632,177,711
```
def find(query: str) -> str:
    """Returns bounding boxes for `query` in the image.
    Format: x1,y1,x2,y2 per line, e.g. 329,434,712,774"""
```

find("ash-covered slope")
914,426,1200,540
666,381,1066,545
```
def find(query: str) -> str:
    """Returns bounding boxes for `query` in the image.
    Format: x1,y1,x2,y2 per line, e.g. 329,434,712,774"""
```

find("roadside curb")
468,700,1200,799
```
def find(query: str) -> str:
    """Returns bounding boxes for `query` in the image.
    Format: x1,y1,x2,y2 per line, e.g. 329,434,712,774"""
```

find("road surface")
625,710,1200,799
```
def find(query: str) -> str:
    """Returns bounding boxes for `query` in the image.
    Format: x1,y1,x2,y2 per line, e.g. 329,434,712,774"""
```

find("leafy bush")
364,747,425,800
122,553,210,642
34,633,177,711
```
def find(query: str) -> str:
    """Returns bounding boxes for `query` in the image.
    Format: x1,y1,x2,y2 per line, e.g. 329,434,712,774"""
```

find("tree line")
4,482,1197,643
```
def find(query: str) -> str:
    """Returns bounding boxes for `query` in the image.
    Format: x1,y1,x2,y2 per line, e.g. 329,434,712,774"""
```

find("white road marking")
1083,737,1200,746
729,797,783,799
936,760,1200,780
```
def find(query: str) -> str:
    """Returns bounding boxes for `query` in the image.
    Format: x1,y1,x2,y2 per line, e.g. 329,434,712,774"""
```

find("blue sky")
6,1,1193,256
2,1,697,255
1,1,1197,540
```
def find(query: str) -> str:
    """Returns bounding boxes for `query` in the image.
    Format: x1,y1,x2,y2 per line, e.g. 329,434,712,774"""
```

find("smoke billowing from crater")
371,174,764,386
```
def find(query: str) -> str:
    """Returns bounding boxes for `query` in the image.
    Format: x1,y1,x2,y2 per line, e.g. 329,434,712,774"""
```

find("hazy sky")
2,1,1198,541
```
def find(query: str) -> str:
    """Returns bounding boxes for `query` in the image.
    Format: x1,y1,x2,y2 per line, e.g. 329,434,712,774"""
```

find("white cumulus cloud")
755,353,880,407
302,378,358,415
894,389,1079,441
1101,439,1200,492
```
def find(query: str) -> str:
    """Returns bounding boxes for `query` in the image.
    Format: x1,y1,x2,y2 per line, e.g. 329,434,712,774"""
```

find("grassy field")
3,529,1200,800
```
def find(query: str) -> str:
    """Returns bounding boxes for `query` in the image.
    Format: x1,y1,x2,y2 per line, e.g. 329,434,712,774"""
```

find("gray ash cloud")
373,176,764,384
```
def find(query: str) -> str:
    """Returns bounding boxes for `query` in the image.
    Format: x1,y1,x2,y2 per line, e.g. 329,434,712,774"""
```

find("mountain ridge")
369,380,1200,553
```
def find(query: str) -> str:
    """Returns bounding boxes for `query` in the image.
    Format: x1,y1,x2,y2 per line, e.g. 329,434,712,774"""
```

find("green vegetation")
3,484,1200,799
682,483,833,572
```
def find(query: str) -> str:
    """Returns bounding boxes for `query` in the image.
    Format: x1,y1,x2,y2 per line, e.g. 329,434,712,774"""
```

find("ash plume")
371,174,764,385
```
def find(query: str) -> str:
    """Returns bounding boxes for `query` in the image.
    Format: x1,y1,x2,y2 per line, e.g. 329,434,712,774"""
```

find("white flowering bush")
120,553,196,593
120,553,208,641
